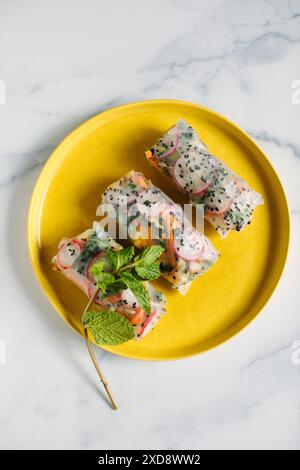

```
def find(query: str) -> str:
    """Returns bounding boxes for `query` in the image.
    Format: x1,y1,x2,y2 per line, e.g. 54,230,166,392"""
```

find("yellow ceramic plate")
27,100,290,360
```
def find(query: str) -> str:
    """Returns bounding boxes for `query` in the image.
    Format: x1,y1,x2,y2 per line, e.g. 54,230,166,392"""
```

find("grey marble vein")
248,130,300,159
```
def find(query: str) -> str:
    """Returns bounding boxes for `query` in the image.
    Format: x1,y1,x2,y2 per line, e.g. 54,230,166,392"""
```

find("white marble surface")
1,0,300,450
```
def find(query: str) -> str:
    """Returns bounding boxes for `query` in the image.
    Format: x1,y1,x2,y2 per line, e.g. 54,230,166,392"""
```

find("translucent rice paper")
98,171,219,294
146,120,263,238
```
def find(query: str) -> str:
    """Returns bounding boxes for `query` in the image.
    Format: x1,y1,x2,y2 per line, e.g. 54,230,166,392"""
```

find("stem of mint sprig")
82,287,118,410
81,244,165,410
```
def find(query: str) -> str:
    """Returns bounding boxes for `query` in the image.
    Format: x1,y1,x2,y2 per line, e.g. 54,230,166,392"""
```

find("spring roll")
146,120,263,237
98,171,219,294
52,222,166,339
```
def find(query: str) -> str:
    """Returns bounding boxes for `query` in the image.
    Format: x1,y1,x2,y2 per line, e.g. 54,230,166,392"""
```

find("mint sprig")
80,244,165,409
90,245,165,315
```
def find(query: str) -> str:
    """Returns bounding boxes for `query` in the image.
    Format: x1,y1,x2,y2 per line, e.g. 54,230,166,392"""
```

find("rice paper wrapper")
146,120,263,238
98,171,219,294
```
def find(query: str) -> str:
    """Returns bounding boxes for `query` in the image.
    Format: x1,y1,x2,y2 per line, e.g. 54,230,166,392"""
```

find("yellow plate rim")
27,99,290,361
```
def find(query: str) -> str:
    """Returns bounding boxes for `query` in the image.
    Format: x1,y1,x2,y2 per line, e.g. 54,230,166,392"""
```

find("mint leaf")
90,259,116,293
135,245,165,267
105,279,127,296
82,310,134,345
97,273,116,293
90,260,105,277
95,272,115,283
120,272,150,314
135,262,161,280
107,247,135,271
